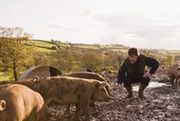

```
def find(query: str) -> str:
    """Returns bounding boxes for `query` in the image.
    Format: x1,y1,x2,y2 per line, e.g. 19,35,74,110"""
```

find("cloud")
48,23,79,31
89,13,180,49
47,11,180,49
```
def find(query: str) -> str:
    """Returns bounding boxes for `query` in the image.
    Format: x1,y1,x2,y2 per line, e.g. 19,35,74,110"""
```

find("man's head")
128,48,139,64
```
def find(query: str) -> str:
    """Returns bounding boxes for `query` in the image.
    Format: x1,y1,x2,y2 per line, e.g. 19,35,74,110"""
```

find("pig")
63,72,112,112
156,66,168,75
63,72,112,96
0,84,49,121
33,76,113,121
167,64,180,84
0,77,39,90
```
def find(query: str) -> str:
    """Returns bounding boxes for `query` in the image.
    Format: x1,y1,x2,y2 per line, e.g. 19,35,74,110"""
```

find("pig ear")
31,76,40,83
0,100,6,111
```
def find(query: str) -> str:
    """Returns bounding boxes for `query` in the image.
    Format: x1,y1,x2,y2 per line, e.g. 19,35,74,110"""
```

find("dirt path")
49,79,180,121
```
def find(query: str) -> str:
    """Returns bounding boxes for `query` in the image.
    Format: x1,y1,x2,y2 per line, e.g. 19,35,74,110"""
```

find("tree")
21,47,35,69
0,27,31,42
0,26,34,81
33,52,52,66
140,49,150,56
50,48,74,72
80,51,103,72
103,51,125,69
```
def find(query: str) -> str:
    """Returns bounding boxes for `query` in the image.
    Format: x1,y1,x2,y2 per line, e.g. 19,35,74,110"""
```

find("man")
117,48,159,99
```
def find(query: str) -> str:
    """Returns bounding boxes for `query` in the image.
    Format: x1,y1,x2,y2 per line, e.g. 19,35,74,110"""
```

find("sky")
0,0,180,50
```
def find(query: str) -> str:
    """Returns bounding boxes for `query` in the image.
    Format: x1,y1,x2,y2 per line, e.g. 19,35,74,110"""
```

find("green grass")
74,44,99,49
0,72,12,82
30,40,128,52
33,46,54,52
25,40,57,52
31,40,55,48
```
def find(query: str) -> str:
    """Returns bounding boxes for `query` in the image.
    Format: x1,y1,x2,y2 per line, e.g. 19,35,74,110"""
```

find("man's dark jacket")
117,55,159,83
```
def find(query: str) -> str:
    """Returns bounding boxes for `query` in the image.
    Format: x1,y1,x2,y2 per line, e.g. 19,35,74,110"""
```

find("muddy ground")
49,75,180,121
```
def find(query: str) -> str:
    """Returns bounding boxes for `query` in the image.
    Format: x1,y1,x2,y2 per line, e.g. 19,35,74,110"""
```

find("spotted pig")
34,76,113,121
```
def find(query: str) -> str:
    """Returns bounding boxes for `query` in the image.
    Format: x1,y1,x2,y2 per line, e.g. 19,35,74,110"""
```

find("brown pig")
63,72,112,112
0,84,49,121
167,64,180,84
0,77,39,90
33,76,113,121
63,72,112,96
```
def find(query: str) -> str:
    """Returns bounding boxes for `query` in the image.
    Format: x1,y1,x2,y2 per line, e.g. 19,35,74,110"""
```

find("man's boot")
125,86,133,98
138,84,147,99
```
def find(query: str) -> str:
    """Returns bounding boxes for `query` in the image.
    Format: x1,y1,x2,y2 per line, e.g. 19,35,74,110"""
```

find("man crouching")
117,48,159,99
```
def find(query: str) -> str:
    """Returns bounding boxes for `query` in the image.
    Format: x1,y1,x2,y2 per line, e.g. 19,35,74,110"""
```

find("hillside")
0,39,179,82
28,40,180,55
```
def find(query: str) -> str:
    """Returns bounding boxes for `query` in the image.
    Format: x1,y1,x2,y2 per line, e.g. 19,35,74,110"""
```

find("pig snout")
100,94,114,102
94,87,114,102
106,95,115,101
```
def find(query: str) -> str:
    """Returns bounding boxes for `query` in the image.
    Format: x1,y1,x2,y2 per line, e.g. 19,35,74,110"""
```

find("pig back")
167,64,179,76
63,72,107,82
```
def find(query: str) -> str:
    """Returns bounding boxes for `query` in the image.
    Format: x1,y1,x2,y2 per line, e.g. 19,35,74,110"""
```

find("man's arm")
117,62,127,84
145,56,159,75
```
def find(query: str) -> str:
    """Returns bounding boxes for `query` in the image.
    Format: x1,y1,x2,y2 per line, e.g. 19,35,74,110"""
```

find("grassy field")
31,40,55,48
28,40,129,52
32,46,53,52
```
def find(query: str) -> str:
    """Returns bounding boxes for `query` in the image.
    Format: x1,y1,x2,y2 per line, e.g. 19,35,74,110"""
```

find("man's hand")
143,71,151,78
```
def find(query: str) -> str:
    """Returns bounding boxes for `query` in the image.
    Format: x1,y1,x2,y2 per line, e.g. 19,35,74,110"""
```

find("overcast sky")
0,0,180,50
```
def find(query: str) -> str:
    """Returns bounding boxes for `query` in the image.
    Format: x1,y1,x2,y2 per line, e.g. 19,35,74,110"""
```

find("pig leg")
26,112,36,121
174,78,178,85
176,76,180,84
170,75,175,84
36,105,49,121
173,79,177,86
83,105,90,121
66,104,71,114
174,75,180,85
89,102,96,109
81,100,91,121
74,103,81,121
